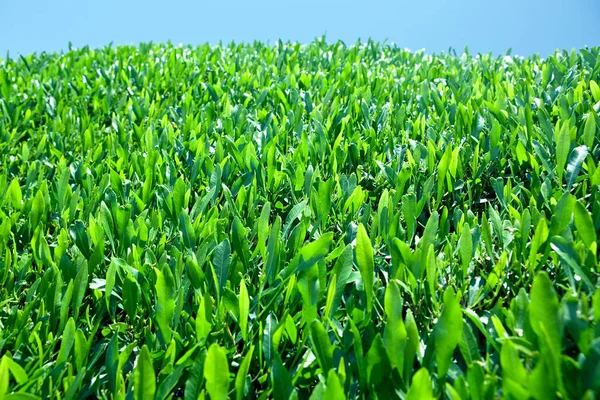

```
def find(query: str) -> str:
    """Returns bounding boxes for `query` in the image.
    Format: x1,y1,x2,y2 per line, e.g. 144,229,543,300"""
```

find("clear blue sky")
1,0,599,57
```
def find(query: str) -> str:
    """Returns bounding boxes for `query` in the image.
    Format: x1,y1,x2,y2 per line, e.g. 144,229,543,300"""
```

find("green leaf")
105,259,117,315
64,365,86,400
582,111,596,149
366,334,391,388
402,193,418,243
529,350,556,400
123,273,139,321
434,288,464,379
283,199,308,237
459,222,473,274
6,177,22,209
331,244,353,316
574,201,597,251
33,226,54,268
383,281,407,374
235,347,254,400
566,145,588,190
419,211,439,276
316,178,334,226
591,80,600,102
0,357,8,397
204,343,230,400
529,218,549,270
551,236,594,291
467,363,485,400
556,121,571,183
142,164,155,204
134,345,156,400
593,163,600,186
1,355,27,386
213,239,231,295
324,369,345,399
437,146,452,201
549,192,575,237
265,216,282,284
582,339,600,392
310,320,334,374
355,223,374,316
348,318,366,391
500,340,528,391
425,245,438,305
323,275,337,321
156,365,184,400
99,201,115,250
298,262,320,324
309,382,326,400
594,291,600,327
458,323,481,365
239,279,249,342
404,309,420,380
57,317,76,364
283,231,334,279
231,217,249,267
185,355,206,400
406,368,435,400
74,329,90,372
529,272,562,356
179,210,196,249
106,332,119,393
29,189,46,233
257,202,271,253
155,265,176,343
69,220,91,259
3,395,42,400
114,205,131,245
271,354,293,400
262,314,277,367
172,176,187,216
72,263,88,319
196,294,212,345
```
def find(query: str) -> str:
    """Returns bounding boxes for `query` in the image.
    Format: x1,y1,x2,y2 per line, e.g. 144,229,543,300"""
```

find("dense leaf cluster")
0,39,599,399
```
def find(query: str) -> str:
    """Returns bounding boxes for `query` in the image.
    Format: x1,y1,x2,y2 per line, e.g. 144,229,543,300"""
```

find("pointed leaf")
204,344,230,400
134,345,156,400
355,223,374,315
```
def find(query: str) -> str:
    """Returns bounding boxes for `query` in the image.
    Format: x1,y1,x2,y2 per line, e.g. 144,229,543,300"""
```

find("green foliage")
0,39,599,399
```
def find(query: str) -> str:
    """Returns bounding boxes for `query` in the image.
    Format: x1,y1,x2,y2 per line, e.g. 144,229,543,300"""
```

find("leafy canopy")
0,40,599,399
